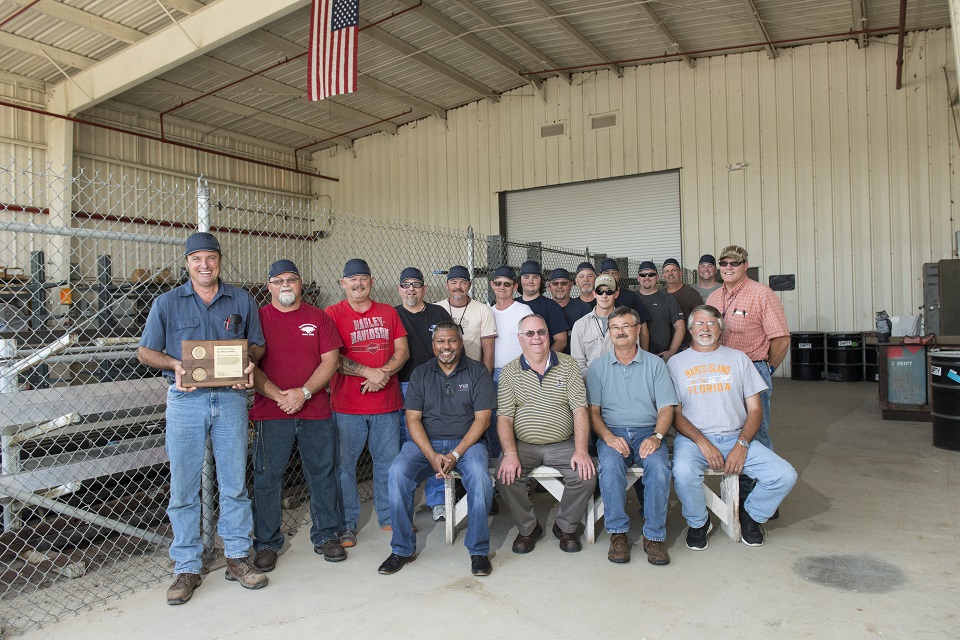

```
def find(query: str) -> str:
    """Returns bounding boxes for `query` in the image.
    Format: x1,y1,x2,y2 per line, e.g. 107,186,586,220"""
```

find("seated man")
379,321,496,576
496,314,596,554
587,307,677,565
667,305,797,549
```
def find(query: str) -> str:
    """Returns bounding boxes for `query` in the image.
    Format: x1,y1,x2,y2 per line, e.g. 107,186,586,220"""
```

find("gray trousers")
495,437,597,535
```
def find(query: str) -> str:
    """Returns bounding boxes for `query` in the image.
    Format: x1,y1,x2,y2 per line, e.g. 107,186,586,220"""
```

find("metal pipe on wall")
896,0,909,90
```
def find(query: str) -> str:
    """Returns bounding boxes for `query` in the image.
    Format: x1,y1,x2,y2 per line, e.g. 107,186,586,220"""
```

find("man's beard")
278,291,297,307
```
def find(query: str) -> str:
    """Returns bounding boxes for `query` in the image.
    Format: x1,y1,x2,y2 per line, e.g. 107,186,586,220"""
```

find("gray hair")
687,304,724,333
517,313,547,333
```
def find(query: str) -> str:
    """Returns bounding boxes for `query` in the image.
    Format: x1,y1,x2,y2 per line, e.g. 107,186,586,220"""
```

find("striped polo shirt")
497,351,588,444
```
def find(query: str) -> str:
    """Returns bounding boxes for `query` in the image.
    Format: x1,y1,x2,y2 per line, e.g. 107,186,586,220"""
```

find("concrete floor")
19,379,960,640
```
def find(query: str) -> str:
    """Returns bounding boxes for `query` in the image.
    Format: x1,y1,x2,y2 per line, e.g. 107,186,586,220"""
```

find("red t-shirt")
250,303,342,421
325,299,407,415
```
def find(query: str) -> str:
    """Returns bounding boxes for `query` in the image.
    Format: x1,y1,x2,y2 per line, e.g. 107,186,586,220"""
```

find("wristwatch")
301,386,312,400
652,432,664,442
452,450,461,461
737,439,750,449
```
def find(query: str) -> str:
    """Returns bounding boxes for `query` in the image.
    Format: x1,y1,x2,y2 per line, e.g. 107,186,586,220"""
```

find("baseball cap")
446,265,471,281
268,259,299,279
519,260,542,276
662,258,680,269
492,265,517,281
718,245,748,262
638,260,657,273
399,267,425,283
595,274,618,291
575,262,596,275
699,254,716,266
598,258,619,273
185,232,220,256
343,258,371,277
547,268,571,282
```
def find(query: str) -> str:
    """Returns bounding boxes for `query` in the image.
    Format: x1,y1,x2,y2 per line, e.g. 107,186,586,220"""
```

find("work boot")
642,537,670,565
607,533,631,563
253,548,277,572
224,557,269,589
315,539,347,562
166,573,202,605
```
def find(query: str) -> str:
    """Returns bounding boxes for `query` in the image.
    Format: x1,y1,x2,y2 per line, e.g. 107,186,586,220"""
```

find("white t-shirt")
436,298,498,362
491,301,533,369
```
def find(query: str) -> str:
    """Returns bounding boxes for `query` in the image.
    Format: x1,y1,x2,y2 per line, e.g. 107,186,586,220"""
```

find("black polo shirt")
404,355,496,439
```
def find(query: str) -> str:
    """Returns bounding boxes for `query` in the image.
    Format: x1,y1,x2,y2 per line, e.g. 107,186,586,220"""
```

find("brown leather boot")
608,533,631,563
224,557,269,589
642,537,671,565
166,573,202,605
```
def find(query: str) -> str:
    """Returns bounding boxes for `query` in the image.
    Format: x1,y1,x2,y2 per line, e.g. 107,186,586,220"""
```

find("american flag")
307,0,360,101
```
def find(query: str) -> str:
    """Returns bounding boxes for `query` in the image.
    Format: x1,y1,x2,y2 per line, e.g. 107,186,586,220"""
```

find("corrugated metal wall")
315,29,960,335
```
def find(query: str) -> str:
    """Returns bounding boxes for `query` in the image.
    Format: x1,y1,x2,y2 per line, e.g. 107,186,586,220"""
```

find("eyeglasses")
595,289,616,296
491,280,513,287
718,260,743,267
549,280,570,286
399,281,424,289
638,272,658,278
691,321,718,327
609,323,637,332
269,277,301,286
521,329,549,337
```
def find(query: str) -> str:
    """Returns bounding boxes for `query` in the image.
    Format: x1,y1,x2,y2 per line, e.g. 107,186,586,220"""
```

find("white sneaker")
432,505,446,521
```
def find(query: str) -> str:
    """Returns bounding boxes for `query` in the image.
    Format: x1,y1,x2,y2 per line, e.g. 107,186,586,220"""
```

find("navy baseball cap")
575,262,596,275
268,259,299,278
447,265,471,281
547,268,571,282
699,254,716,266
185,232,220,256
343,258,371,277
599,258,619,273
638,260,657,272
492,265,516,281
399,267,425,283
519,260,541,276
662,258,680,269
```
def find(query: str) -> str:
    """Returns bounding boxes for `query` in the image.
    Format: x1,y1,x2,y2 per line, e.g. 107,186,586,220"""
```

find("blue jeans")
673,433,797,526
165,386,252,574
597,426,671,541
388,439,492,556
753,362,774,450
252,418,344,551
334,411,400,531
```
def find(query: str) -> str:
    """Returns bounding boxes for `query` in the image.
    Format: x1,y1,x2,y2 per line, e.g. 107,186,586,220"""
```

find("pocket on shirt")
173,318,200,333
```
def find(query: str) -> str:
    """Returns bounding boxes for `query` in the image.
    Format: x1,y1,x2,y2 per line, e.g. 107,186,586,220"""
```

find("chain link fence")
0,159,640,636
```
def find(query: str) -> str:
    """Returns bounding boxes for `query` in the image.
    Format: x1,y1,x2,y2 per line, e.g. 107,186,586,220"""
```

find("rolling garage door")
503,170,682,266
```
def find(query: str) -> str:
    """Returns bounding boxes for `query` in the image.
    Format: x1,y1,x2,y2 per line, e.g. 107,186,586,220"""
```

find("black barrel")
930,351,960,451
826,332,863,382
863,335,879,382
791,332,825,381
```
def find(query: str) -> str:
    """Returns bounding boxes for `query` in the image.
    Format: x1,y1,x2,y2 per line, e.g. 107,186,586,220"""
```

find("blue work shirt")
586,348,677,429
140,278,265,380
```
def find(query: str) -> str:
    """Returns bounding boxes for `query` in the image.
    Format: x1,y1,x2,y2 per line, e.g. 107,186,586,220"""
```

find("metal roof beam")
456,0,570,83
243,30,447,118
156,0,205,14
527,0,619,76
640,3,695,68
852,0,867,48
191,57,398,135
360,18,499,101
144,78,338,140
5,0,146,44
49,0,311,114
0,31,96,70
396,0,540,89
739,0,777,59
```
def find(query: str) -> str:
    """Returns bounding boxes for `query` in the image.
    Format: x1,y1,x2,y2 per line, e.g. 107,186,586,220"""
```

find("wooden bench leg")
586,473,642,544
702,473,741,543
444,476,456,545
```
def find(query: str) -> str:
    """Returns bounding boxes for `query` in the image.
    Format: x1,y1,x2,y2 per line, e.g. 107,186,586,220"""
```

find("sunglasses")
399,282,424,289
521,329,549,337
638,272,658,278
595,289,616,296
491,280,514,287
718,260,743,267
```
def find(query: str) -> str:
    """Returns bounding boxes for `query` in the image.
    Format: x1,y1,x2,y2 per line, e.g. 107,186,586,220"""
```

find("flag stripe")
308,0,359,101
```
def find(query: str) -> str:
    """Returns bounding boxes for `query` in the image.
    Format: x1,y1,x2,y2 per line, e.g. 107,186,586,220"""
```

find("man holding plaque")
138,232,267,605
326,259,409,548
250,260,347,573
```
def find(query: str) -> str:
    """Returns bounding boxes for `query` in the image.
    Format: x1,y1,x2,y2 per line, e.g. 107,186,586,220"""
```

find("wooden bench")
443,463,740,545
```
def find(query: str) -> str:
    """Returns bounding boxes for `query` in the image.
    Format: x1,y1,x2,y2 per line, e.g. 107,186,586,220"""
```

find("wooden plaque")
181,340,248,388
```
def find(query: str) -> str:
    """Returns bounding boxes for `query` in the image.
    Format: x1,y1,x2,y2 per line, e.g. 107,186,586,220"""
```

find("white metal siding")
315,30,960,343
504,171,681,265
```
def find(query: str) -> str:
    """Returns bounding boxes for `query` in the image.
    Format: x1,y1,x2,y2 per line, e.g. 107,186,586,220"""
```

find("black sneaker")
470,555,492,576
740,507,765,547
686,520,713,551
